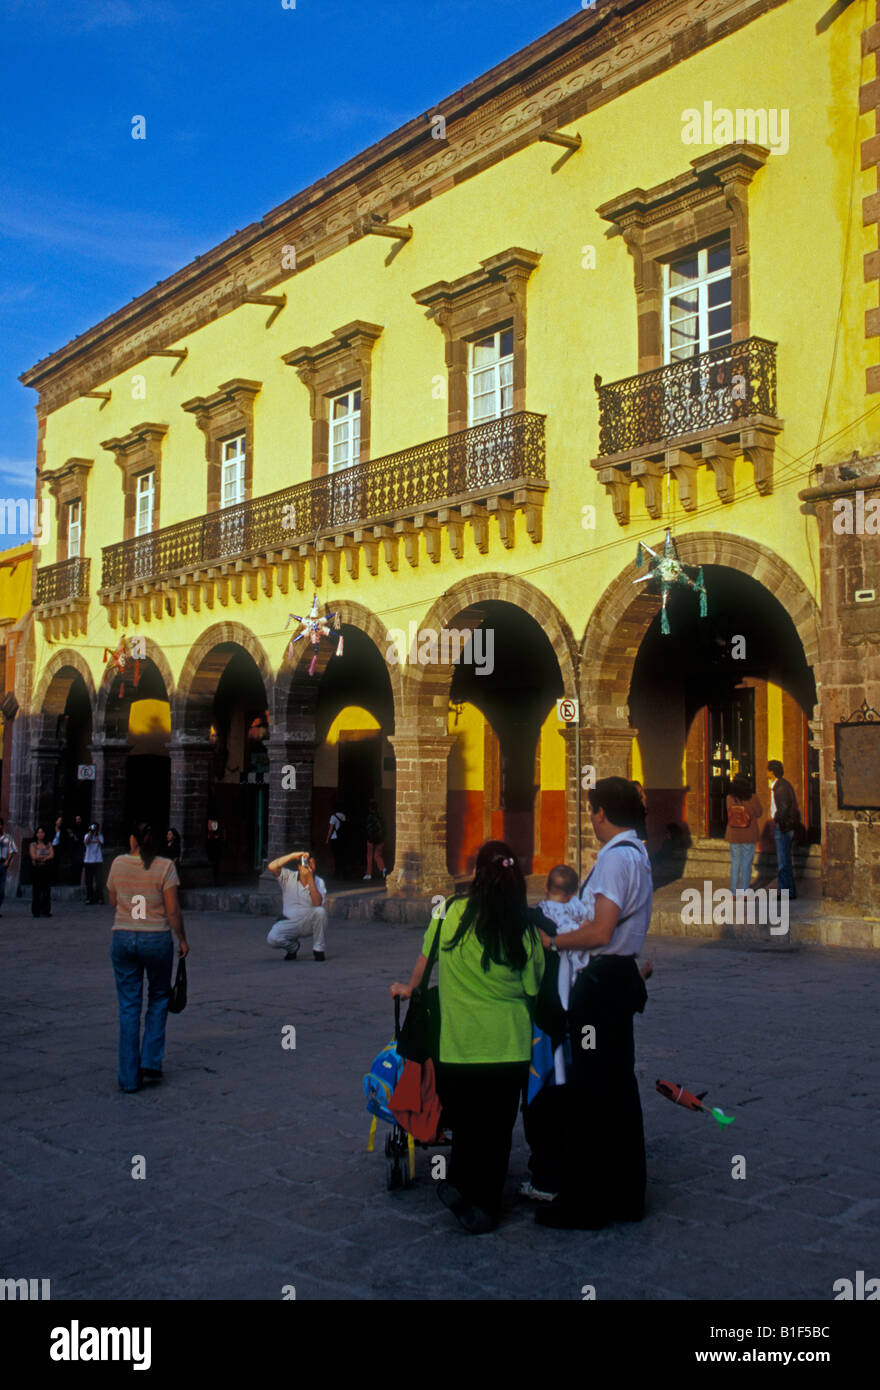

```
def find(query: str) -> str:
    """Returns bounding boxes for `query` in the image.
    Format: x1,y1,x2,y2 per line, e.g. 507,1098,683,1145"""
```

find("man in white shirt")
0,819,18,917
266,850,328,961
536,777,653,1230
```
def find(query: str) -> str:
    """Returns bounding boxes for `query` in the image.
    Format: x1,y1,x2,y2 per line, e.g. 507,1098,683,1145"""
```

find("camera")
300,855,310,868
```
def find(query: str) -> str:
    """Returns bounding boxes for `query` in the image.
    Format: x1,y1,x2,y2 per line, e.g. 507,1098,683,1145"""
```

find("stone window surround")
181,379,261,512
41,457,92,563
413,248,541,436
283,322,382,478
414,247,542,433
596,144,770,373
100,422,167,541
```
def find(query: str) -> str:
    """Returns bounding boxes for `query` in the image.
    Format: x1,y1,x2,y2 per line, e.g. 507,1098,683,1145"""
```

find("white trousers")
266,906,327,953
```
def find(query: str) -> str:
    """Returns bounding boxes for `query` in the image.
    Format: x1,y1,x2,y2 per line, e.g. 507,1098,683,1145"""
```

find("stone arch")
95,635,176,738
175,621,274,733
272,597,402,727
581,531,821,727
33,649,97,719
405,571,578,728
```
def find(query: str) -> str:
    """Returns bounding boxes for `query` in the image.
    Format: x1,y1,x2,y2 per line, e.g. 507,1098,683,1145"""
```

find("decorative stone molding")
862,1,880,394
20,0,787,415
597,143,769,371
413,248,541,433
100,422,167,539
283,321,382,476
181,379,261,511
40,457,93,563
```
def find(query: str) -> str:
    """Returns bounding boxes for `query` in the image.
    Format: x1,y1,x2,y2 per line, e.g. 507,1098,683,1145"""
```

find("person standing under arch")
29,826,54,918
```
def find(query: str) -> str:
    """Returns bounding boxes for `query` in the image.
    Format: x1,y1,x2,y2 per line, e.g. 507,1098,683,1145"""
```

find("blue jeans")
729,842,756,894
774,826,795,895
110,931,174,1091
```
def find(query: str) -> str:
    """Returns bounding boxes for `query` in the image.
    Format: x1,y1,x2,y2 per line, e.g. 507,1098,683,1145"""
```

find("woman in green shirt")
391,840,544,1233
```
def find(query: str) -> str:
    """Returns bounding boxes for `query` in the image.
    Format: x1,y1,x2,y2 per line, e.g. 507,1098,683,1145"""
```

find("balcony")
99,411,548,623
34,556,91,639
592,337,783,526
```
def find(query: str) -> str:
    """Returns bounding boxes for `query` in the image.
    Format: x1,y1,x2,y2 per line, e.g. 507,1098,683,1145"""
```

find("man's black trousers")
559,954,648,1221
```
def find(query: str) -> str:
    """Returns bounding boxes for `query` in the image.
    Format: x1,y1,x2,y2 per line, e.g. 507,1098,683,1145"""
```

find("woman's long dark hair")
130,822,156,870
444,840,536,972
730,774,753,801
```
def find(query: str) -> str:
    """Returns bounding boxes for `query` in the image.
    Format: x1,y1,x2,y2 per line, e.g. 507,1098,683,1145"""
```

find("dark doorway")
707,687,755,837
125,755,171,842
338,732,381,876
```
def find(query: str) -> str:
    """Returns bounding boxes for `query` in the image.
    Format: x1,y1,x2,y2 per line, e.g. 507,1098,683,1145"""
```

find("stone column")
168,737,214,885
90,737,131,859
31,738,63,833
385,730,455,898
258,731,316,893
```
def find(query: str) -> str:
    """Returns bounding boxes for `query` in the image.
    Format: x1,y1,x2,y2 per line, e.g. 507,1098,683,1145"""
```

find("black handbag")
397,916,444,1065
532,925,568,1049
168,956,187,1015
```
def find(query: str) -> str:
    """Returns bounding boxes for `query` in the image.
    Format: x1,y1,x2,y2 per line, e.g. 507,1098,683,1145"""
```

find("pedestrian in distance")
206,819,223,886
71,814,86,886
391,840,545,1235
266,849,327,961
363,796,387,881
83,822,105,904
106,822,188,1094
326,802,347,880
0,817,19,918
166,828,182,874
533,777,653,1231
29,826,54,918
725,774,762,894
768,760,800,899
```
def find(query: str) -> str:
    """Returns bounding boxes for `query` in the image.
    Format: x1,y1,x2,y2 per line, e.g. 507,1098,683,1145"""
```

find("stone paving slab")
1,900,878,1301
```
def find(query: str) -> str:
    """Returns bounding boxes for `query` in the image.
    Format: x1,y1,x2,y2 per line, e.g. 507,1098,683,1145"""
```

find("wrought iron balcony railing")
35,556,90,606
101,410,546,589
595,337,777,458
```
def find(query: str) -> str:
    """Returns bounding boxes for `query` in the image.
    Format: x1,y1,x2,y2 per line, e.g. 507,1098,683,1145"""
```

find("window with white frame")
468,327,514,426
67,499,82,558
330,389,361,471
134,471,154,537
664,240,732,363
221,434,246,508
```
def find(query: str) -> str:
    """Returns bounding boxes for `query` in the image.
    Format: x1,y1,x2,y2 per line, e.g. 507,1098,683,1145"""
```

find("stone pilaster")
800,468,880,910
385,730,455,898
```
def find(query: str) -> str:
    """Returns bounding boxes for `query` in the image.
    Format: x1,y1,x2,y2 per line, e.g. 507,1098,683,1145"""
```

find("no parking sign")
556,697,579,724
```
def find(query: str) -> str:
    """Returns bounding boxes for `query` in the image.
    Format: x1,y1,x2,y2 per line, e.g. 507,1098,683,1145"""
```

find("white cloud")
0,190,202,272
0,457,38,491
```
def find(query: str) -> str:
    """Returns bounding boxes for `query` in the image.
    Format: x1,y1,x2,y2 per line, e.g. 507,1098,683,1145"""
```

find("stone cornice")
180,379,262,424
412,248,542,313
20,0,789,415
101,422,168,471
596,143,770,230
282,321,383,375
41,458,93,498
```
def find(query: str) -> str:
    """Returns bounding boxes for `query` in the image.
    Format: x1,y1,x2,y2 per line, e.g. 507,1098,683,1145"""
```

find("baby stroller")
364,997,415,1190
364,997,447,1190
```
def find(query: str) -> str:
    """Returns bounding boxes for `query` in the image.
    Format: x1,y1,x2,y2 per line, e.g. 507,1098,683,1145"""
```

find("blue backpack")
364,1041,404,1127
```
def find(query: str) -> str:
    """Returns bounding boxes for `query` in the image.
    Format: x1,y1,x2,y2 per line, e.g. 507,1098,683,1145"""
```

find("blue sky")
0,0,581,546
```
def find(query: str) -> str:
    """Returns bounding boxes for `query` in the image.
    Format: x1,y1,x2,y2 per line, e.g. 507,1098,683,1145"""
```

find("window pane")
669,255,699,287
669,289,698,321
353,389,361,411
707,241,731,273
500,328,514,358
708,277,731,308
472,337,497,368
708,305,732,340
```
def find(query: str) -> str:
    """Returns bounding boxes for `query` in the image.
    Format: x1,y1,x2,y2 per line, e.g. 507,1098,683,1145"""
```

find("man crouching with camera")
266,850,328,962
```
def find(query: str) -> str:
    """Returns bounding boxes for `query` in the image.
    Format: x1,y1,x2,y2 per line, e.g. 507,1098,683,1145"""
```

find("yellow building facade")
16,0,880,907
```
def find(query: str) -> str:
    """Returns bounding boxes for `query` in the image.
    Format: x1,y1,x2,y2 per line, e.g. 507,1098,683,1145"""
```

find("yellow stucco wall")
30,0,869,711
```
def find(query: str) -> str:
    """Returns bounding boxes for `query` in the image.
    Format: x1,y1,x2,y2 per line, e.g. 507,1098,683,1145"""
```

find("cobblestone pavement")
1,899,878,1302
